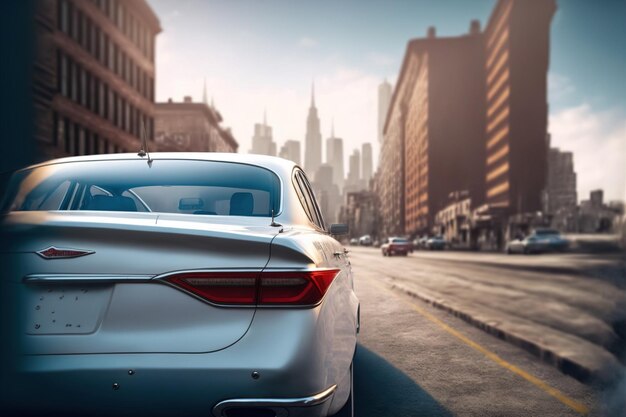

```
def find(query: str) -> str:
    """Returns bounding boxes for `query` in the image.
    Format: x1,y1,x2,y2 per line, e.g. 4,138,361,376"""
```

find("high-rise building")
399,22,486,236
325,123,345,191
33,0,161,160
544,147,577,215
155,96,238,153
249,112,276,156
483,0,556,214
346,149,362,192
305,83,322,179
378,80,393,144
312,164,341,225
279,140,301,165
378,0,555,239
378,77,406,238
361,143,373,184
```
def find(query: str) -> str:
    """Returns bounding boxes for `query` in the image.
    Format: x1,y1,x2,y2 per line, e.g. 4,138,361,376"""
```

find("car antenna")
270,209,282,228
138,116,153,166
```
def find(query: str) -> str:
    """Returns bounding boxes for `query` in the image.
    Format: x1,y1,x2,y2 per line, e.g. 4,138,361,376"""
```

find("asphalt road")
348,247,622,417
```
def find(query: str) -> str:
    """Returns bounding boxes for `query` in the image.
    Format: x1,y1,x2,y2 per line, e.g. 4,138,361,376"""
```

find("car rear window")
392,238,408,243
2,159,281,217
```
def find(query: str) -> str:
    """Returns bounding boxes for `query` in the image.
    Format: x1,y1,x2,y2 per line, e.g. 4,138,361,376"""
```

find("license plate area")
25,285,113,335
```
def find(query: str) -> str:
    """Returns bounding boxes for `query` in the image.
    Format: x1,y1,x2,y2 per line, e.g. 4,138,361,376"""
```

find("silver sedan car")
0,153,359,417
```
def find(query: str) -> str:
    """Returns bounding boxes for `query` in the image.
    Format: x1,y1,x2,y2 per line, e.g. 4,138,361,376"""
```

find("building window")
78,127,86,156
108,88,114,122
70,60,78,102
80,67,87,106
84,130,92,155
58,52,68,96
98,81,105,118
70,3,78,40
59,0,69,33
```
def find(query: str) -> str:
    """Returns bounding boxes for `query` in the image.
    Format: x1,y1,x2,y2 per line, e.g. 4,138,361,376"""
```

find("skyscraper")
279,140,301,165
249,111,276,156
325,121,345,191
305,83,322,179
378,80,393,144
346,149,362,191
362,143,373,184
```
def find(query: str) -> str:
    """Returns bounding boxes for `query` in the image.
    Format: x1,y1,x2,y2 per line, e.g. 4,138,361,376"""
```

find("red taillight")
165,269,340,307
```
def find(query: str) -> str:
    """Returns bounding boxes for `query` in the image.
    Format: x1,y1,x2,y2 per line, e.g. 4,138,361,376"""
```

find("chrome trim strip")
212,384,336,417
23,274,155,284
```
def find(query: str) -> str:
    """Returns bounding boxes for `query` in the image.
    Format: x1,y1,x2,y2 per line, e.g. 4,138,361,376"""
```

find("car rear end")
388,238,411,256
0,156,354,417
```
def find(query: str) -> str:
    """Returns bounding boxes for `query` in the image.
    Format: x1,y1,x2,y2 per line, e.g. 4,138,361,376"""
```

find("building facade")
378,80,392,144
402,23,486,237
312,164,341,225
155,96,238,153
34,0,161,160
326,135,345,192
305,85,322,179
543,147,577,230
361,143,373,184
376,0,555,244
278,140,301,165
345,149,363,193
378,84,407,238
249,114,276,156
338,191,380,240
483,0,556,214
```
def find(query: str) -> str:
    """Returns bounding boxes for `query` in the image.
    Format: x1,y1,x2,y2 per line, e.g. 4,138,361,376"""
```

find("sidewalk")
389,278,622,385
350,248,626,385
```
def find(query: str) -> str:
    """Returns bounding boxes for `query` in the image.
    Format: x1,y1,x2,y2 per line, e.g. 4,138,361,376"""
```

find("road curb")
388,281,604,385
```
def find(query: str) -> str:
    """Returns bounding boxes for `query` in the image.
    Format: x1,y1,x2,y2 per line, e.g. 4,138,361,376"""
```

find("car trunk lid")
1,211,279,354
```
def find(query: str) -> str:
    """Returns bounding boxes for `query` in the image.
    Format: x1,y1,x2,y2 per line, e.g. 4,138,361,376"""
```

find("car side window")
293,170,325,230
293,171,314,223
299,173,326,230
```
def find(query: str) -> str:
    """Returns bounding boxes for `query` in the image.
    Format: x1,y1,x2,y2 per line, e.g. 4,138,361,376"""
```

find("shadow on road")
354,344,453,417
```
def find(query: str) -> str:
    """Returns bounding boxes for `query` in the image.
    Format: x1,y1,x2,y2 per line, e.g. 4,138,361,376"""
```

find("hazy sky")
150,0,625,201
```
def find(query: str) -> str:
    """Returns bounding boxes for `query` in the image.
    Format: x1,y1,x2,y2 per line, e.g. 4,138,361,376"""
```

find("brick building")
34,0,161,160
377,0,555,243
155,96,238,153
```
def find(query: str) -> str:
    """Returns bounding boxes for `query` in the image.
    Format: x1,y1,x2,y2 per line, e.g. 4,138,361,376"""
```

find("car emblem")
36,246,95,259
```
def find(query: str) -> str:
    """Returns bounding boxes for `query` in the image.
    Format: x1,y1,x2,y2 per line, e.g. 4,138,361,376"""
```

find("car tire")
506,247,512,254
332,362,354,417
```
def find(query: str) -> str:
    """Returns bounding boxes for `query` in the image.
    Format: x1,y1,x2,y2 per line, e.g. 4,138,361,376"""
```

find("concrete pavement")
352,258,602,416
348,247,626,385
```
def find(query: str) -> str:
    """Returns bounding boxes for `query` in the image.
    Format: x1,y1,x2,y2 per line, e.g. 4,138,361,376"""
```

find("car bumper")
1,295,357,417
213,384,337,417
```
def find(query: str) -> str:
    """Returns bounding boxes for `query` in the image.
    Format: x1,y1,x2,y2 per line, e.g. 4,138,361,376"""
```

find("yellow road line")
375,282,590,415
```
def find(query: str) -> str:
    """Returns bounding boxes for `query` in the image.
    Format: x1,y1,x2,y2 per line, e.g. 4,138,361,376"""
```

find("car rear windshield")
392,238,408,243
534,229,560,235
2,159,281,217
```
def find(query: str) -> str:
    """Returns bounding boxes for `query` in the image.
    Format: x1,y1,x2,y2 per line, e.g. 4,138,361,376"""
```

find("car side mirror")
329,223,349,236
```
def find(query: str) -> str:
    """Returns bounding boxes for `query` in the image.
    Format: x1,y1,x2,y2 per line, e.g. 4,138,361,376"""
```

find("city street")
349,247,625,416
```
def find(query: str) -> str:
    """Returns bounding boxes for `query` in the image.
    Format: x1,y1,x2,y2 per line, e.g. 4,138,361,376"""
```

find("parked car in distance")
0,153,358,417
381,237,412,256
426,235,447,250
350,237,359,245
506,228,569,254
413,235,429,250
358,234,372,246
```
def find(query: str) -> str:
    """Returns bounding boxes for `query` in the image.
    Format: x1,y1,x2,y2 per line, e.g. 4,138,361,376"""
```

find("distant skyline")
150,0,625,201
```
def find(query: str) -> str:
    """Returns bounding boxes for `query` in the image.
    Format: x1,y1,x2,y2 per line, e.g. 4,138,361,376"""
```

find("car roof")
18,152,299,179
